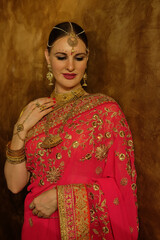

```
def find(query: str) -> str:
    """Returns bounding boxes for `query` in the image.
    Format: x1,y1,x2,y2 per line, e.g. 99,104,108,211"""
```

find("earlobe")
44,49,50,64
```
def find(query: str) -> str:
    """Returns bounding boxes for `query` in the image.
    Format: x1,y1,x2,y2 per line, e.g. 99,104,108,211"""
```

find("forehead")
51,36,86,53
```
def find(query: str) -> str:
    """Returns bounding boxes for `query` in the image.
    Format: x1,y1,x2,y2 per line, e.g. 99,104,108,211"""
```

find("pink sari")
22,94,138,240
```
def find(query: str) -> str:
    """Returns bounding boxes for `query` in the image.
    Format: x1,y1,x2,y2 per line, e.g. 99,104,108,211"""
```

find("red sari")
22,93,138,240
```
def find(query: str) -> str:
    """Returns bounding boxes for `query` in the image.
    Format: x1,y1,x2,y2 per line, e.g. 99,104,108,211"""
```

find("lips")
63,73,77,80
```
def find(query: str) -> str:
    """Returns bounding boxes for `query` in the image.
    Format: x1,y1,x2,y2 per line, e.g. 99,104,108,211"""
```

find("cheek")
51,61,63,73
76,61,87,72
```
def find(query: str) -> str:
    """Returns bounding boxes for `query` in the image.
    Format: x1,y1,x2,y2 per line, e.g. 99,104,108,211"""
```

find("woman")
4,22,138,240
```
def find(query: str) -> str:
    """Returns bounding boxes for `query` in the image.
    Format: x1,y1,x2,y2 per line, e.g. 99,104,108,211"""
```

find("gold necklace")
41,87,87,149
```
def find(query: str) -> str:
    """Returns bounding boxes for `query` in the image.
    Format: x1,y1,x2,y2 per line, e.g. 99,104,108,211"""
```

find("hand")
29,188,57,218
14,97,55,135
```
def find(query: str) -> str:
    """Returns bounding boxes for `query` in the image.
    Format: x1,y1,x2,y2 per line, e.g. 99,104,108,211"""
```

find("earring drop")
46,64,54,86
82,72,87,87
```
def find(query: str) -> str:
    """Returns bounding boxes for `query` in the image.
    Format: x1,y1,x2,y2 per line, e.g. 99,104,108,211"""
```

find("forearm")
4,127,30,193
4,161,30,193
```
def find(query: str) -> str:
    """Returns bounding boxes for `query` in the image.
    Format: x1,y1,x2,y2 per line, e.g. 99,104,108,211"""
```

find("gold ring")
35,102,41,108
39,105,46,111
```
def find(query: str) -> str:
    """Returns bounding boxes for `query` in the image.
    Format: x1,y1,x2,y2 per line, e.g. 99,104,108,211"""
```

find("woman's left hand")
29,188,57,218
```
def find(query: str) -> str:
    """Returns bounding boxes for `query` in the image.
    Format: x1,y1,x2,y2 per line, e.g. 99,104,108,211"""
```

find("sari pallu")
22,94,139,240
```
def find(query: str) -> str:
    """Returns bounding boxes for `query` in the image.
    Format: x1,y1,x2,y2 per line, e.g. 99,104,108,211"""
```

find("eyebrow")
54,52,87,56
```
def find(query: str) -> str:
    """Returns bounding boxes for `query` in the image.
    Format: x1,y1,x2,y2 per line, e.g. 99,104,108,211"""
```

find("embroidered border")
57,184,90,240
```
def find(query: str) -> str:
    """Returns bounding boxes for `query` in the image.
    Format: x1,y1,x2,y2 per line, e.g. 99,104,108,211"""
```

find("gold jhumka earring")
47,22,85,55
82,72,87,87
46,64,54,86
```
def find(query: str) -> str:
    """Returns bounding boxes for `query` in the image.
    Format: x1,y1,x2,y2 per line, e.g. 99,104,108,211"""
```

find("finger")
29,202,35,210
36,98,56,106
37,211,43,218
39,106,55,116
32,209,39,216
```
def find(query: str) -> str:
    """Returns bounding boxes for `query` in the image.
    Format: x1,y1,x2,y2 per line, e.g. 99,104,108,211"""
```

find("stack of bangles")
6,141,26,165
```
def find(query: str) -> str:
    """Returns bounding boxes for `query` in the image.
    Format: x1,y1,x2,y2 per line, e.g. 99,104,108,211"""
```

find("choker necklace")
50,87,86,104
41,87,87,149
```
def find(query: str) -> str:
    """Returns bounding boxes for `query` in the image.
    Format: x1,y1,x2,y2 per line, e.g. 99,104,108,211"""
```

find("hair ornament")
47,22,85,54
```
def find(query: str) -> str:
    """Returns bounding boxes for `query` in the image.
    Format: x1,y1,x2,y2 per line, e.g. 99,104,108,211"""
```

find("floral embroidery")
46,162,64,183
113,198,119,205
120,178,128,186
95,144,109,161
96,166,102,175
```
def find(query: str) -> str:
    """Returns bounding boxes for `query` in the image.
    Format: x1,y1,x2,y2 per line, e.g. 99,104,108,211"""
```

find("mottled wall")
0,0,160,239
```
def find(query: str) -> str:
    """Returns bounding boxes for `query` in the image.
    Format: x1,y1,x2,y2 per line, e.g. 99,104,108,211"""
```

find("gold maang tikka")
47,22,85,54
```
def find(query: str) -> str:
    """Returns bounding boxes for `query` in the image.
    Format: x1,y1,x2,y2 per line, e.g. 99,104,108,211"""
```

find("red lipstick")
63,73,77,80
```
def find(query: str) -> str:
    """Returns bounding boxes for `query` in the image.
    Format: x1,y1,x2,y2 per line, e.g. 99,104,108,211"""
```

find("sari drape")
22,94,138,240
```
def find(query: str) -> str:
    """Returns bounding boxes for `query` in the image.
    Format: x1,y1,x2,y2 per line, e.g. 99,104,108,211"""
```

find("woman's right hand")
12,98,56,145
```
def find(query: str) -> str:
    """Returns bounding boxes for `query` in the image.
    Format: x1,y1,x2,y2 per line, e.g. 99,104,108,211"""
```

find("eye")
75,57,84,61
56,56,67,60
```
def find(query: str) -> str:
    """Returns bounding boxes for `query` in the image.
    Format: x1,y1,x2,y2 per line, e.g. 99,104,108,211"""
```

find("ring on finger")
35,102,41,108
39,105,46,111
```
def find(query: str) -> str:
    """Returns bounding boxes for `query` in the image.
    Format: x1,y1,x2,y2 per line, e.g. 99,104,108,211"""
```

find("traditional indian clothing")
22,91,138,240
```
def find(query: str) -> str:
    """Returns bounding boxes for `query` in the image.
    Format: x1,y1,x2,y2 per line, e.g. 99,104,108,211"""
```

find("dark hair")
47,22,88,52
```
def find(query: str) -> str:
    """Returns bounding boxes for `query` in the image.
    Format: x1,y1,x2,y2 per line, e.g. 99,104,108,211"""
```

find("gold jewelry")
36,102,41,108
47,64,54,86
39,105,46,111
14,106,37,142
6,142,26,164
41,87,87,149
51,87,86,104
17,132,25,141
47,22,85,54
82,72,87,87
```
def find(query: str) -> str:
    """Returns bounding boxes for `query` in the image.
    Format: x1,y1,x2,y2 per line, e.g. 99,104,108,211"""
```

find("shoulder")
84,93,121,111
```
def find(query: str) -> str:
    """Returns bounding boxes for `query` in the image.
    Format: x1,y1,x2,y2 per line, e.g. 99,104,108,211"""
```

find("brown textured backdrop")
0,0,160,239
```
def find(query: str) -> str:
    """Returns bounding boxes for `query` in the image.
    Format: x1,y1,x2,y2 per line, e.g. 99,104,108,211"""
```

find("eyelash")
56,56,84,61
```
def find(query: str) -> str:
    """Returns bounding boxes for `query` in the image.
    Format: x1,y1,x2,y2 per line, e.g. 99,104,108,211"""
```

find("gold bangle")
6,157,26,165
6,142,25,154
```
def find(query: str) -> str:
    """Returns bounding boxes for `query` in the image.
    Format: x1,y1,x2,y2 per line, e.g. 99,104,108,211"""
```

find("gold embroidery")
130,226,133,233
119,131,125,137
65,133,72,139
128,140,133,146
126,160,132,175
132,183,137,191
56,153,62,159
39,179,44,186
119,153,125,161
113,197,119,205
93,229,99,234
96,166,102,175
103,226,109,234
132,170,136,178
72,141,79,148
29,217,33,227
76,129,84,134
93,183,99,191
95,144,108,161
57,184,90,239
105,132,111,138
120,178,128,186
46,162,64,183
97,133,103,141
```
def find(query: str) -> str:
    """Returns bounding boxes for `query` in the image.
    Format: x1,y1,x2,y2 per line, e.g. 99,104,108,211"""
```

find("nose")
66,58,75,72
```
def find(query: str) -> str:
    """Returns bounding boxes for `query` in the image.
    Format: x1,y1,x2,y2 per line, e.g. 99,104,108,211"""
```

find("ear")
44,49,50,64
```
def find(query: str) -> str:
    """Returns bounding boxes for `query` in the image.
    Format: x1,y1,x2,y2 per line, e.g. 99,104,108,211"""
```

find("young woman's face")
45,36,88,93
